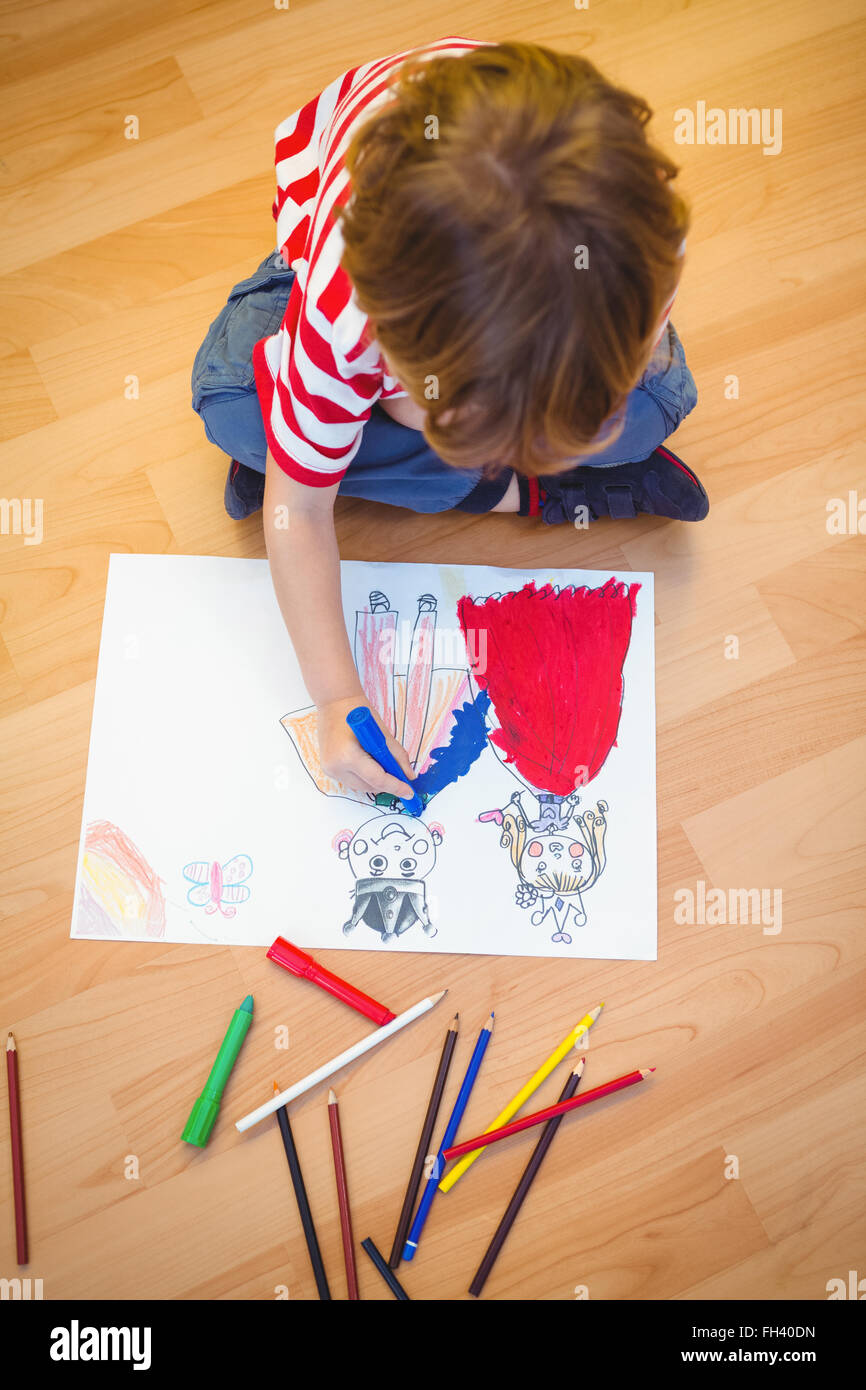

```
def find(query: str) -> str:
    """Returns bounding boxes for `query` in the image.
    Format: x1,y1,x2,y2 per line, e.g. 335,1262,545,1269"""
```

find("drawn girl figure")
458,578,636,943
480,791,608,944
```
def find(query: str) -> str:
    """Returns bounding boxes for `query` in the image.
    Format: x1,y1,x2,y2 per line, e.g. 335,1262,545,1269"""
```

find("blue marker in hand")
345,705,424,816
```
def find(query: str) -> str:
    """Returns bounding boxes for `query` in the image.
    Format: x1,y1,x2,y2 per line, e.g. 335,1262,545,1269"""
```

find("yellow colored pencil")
438,1002,604,1192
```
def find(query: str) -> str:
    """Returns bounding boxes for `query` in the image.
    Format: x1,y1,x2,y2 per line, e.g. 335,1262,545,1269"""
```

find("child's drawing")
457,579,638,943
76,819,166,939
334,813,443,943
285,577,639,946
182,855,253,917
282,591,490,811
479,792,609,944
71,555,656,960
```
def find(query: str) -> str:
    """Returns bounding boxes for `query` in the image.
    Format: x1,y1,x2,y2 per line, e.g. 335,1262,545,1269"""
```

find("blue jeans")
191,251,698,513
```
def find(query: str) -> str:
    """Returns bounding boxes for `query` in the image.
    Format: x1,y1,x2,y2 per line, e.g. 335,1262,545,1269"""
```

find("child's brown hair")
337,41,690,478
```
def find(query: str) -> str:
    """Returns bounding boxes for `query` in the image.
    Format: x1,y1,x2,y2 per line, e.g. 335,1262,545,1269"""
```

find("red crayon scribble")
457,579,639,795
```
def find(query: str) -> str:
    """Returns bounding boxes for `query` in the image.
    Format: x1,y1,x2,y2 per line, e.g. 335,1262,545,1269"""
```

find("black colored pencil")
388,1013,459,1268
469,1059,585,1298
362,1237,411,1300
274,1086,331,1300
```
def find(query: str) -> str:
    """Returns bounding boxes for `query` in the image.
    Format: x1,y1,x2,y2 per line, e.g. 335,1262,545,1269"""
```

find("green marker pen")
182,995,254,1147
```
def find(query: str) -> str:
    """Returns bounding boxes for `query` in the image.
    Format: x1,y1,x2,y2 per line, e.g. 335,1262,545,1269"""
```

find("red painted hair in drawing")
457,579,639,795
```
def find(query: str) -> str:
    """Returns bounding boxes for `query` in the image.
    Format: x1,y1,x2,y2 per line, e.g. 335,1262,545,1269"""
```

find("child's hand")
317,696,416,799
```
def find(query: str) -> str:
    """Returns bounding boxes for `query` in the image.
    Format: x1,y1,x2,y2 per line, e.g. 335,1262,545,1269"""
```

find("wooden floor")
1,0,864,1302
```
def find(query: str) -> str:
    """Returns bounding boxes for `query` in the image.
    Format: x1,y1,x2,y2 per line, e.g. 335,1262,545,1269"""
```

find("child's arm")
379,394,428,429
263,450,415,800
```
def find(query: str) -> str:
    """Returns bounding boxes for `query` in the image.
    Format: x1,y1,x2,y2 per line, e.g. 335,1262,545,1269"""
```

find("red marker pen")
266,937,397,1026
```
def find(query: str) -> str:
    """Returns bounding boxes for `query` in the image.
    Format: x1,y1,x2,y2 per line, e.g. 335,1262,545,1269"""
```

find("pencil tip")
328,1088,337,1104
449,1014,459,1029
573,1055,586,1074
430,989,448,1003
485,1012,495,1028
273,1080,280,1093
6,1032,15,1050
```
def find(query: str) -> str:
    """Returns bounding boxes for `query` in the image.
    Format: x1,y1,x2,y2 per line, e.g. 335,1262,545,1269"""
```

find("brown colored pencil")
6,1033,28,1264
388,1012,459,1268
469,1058,585,1297
327,1089,359,1299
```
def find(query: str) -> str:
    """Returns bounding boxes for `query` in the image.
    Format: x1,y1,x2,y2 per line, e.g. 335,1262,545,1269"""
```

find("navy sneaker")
540,445,709,525
224,459,265,520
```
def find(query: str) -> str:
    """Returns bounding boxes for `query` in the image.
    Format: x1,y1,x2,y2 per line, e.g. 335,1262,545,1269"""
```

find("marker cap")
267,937,314,976
182,1094,221,1148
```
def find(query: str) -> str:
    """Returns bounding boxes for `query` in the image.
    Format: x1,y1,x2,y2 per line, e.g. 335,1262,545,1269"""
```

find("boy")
192,37,705,802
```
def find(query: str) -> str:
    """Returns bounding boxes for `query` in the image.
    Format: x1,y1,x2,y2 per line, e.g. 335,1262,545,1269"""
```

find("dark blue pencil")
402,1013,494,1261
362,1237,411,1300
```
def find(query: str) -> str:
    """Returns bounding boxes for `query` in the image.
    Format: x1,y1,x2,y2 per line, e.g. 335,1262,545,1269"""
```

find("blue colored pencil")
402,1012,494,1262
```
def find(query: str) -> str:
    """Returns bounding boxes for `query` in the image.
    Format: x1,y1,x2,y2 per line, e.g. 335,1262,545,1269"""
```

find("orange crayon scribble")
280,710,344,795
415,669,470,775
78,819,166,938
353,609,397,737
400,610,436,763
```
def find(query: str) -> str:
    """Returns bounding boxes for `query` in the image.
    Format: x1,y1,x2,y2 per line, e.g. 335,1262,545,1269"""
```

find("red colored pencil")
327,1090,359,1299
441,1068,654,1162
6,1033,28,1264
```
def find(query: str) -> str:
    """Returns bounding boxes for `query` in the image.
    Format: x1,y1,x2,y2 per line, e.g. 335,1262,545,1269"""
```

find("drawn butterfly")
182,855,253,917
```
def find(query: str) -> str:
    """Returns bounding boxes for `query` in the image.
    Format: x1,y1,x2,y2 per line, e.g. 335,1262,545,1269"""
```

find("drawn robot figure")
334,814,443,943
480,792,609,944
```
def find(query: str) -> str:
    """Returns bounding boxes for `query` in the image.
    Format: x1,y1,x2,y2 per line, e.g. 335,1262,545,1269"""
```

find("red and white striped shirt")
253,37,682,487
253,36,486,487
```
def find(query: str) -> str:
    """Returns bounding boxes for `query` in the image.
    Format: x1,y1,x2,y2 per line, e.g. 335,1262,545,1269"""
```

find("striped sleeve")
271,71,353,270
254,64,380,485
254,37,488,486
253,261,382,487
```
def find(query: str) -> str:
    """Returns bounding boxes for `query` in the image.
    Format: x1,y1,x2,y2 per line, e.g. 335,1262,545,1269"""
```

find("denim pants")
191,251,698,513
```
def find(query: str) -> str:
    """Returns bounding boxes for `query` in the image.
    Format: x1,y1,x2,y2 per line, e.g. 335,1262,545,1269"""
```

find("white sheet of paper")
71,554,656,960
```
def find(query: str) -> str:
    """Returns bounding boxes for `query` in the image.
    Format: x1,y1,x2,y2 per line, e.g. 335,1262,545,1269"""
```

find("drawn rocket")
281,592,490,808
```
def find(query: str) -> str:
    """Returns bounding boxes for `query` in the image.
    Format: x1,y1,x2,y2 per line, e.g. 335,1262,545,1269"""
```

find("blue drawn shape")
413,689,492,800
